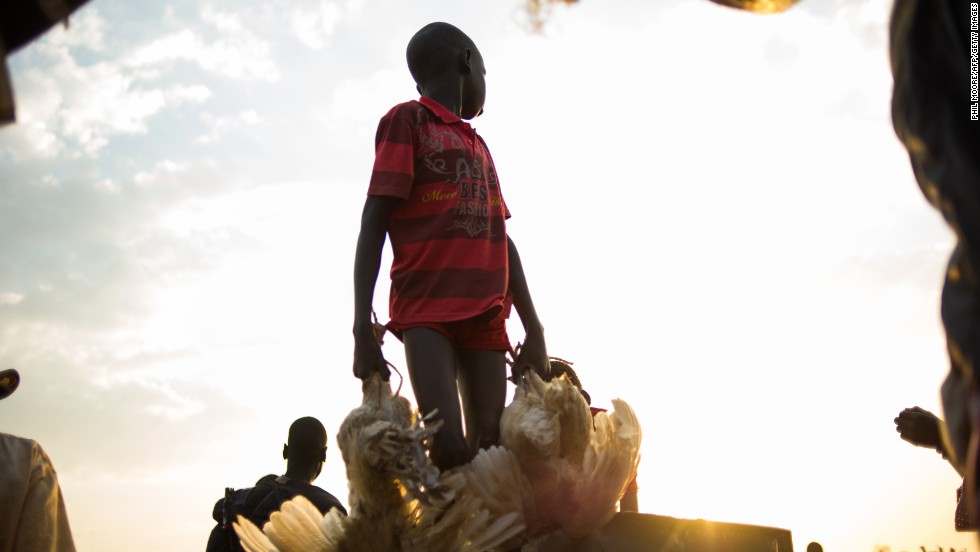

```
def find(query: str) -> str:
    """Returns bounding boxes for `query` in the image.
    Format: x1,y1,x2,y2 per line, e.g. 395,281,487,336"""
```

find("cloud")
0,173,362,468
58,75,210,155
197,109,262,145
44,7,107,52
323,68,406,130
124,8,279,82
290,0,367,50
0,292,24,305
0,154,231,335
292,1,342,50
133,159,185,187
132,380,206,421
9,40,211,156
3,4,279,158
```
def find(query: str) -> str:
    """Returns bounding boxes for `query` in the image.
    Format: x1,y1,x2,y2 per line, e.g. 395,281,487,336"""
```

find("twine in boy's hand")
507,339,551,384
506,342,520,384
388,361,404,397
371,310,387,345
353,310,391,381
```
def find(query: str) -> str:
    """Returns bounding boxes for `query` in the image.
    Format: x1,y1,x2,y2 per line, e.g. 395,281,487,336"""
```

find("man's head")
282,416,328,482
406,22,486,119
0,369,19,400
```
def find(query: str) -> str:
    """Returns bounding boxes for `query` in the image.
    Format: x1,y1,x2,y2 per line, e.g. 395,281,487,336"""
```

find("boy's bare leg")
402,327,469,470
458,349,507,454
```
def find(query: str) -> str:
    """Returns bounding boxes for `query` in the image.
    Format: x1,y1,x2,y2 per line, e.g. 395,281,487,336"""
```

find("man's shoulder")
254,474,278,486
285,480,347,515
0,433,60,481
0,432,39,461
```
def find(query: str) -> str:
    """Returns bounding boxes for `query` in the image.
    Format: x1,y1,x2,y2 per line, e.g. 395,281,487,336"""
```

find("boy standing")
353,22,549,470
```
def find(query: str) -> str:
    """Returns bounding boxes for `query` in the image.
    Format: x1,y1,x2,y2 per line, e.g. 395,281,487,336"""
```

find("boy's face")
460,48,486,120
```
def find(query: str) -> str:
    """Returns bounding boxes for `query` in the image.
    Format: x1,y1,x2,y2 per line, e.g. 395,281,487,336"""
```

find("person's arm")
507,235,549,380
894,406,962,476
17,442,76,552
352,195,400,381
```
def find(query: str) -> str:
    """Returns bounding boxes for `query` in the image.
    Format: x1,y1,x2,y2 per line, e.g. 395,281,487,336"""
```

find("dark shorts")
388,311,510,351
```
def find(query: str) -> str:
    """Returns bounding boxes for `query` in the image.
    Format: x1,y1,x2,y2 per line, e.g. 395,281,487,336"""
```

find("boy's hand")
353,324,391,381
511,331,549,381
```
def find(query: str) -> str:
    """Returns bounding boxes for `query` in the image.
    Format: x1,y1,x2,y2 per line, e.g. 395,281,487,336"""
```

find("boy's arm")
352,195,400,381
507,235,550,380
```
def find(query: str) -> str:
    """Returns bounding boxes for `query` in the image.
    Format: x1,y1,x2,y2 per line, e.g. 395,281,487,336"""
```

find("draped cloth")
890,0,980,529
0,433,76,552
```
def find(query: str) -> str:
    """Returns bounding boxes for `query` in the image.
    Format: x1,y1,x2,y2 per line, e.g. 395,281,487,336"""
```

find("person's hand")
352,323,390,381
894,406,943,450
511,331,549,382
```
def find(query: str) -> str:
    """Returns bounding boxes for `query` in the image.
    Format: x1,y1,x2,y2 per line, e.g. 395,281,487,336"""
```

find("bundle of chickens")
234,366,642,552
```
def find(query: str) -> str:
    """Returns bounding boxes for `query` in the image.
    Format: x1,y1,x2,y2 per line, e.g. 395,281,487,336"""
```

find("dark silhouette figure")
206,417,346,551
352,21,550,471
895,406,974,532
0,368,76,551
806,542,823,552
890,1,980,534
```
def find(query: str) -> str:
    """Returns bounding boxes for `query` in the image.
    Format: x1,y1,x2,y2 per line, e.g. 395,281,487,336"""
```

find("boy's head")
407,22,486,119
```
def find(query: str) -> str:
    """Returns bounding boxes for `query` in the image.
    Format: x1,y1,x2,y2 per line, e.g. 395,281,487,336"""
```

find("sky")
0,0,972,550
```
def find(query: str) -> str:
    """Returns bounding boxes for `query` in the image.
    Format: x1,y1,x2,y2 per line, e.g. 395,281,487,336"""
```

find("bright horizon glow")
0,0,971,551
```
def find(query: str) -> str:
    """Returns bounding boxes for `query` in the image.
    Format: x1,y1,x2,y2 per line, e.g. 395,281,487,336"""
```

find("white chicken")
234,373,525,552
499,367,642,540
233,357,641,551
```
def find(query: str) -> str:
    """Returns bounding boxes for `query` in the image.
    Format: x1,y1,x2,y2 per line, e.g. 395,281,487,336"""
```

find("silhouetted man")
206,417,347,551
0,368,76,552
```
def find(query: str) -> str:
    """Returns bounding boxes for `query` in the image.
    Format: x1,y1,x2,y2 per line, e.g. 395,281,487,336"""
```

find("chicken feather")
234,515,277,552
500,369,643,541
234,373,527,552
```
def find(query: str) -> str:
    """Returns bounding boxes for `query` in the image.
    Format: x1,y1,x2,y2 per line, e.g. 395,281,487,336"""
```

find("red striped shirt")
368,97,512,325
